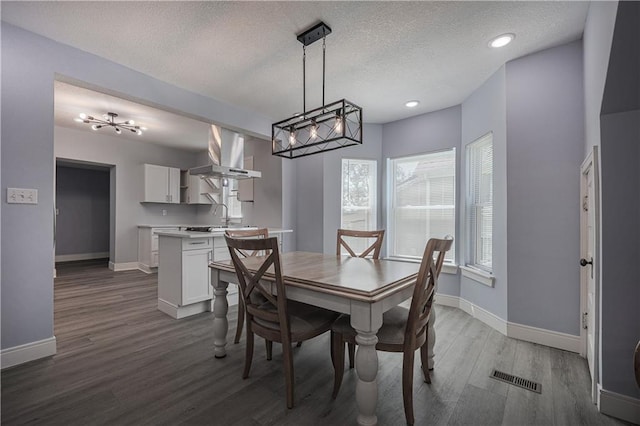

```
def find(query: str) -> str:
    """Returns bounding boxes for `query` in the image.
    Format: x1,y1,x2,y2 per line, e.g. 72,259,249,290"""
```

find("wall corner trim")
599,388,640,424
434,294,580,353
1,336,57,370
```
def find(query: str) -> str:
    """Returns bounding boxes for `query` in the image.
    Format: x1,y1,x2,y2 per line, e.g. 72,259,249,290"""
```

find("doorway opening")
55,159,115,275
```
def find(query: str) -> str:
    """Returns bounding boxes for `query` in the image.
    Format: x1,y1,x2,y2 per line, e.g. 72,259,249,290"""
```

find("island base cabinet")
158,236,213,319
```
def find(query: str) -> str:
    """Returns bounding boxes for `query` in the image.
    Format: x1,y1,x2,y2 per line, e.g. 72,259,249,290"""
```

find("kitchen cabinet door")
143,164,180,203
181,247,212,305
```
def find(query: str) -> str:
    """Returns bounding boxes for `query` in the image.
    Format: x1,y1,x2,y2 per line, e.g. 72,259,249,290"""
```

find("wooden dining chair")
224,228,269,345
336,229,385,259
336,228,386,367
330,237,453,425
225,235,339,409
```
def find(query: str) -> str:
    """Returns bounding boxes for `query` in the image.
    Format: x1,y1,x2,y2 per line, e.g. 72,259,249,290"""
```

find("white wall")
505,41,585,335
583,1,618,152
382,107,462,297
55,126,201,264
1,22,271,352
323,124,383,255
461,69,508,319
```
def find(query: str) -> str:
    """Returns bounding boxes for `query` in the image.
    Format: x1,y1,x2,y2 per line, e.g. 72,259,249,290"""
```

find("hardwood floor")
1,260,627,425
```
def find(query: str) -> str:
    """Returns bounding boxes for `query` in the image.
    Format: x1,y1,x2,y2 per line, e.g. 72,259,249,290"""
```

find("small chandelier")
74,112,146,135
272,22,363,159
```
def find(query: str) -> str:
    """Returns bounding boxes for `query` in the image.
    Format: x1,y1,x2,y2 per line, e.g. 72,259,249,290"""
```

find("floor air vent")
490,369,541,393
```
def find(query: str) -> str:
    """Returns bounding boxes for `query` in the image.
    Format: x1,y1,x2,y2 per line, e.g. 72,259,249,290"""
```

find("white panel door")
580,146,600,404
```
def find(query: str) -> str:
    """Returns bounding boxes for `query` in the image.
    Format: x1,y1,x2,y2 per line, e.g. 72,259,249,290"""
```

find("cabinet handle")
189,241,206,245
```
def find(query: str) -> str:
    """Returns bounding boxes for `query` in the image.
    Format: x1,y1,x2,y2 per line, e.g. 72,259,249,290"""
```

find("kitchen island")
154,228,292,319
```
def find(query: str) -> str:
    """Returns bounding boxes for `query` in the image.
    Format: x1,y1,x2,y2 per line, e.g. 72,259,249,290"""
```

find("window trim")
340,158,378,231
465,132,493,272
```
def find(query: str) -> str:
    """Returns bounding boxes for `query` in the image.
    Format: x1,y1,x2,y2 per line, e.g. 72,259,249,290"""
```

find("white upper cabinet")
142,164,180,203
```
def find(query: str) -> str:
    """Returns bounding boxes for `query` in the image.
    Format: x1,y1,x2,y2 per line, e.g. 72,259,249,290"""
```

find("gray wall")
460,68,508,319
1,22,271,351
382,107,462,297
598,0,640,399
55,166,110,257
599,110,640,398
55,126,201,263
583,1,618,152
505,41,585,335
294,155,324,253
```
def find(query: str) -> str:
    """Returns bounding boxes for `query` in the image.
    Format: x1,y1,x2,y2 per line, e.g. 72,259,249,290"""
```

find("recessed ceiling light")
489,33,515,48
405,100,420,108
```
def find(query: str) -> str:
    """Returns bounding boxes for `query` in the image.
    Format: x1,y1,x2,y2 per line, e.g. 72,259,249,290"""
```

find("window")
388,149,456,262
341,159,377,231
466,133,493,271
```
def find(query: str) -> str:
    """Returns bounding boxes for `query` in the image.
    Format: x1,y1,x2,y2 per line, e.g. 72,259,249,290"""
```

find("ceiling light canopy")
405,100,420,108
489,33,515,48
74,112,146,135
272,22,363,159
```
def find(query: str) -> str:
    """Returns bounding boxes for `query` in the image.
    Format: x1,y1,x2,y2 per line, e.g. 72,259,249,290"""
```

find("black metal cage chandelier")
272,22,363,159
74,112,146,135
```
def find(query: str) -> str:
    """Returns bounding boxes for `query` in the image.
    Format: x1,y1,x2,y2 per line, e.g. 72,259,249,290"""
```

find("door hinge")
582,312,588,329
582,195,589,212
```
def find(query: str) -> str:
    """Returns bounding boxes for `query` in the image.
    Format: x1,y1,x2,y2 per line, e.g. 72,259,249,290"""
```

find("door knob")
580,258,593,267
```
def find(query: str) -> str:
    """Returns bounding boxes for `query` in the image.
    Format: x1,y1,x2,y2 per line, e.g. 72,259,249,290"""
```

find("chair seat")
331,306,409,347
254,300,339,337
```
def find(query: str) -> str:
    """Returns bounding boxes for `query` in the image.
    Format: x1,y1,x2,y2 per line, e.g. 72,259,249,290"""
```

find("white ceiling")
4,1,589,147
54,81,212,151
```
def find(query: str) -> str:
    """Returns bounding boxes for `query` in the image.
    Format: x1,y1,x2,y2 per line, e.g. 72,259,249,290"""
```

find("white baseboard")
108,261,140,272
55,252,109,262
599,388,640,424
434,293,578,353
1,336,57,369
157,298,212,319
507,321,581,353
137,263,155,274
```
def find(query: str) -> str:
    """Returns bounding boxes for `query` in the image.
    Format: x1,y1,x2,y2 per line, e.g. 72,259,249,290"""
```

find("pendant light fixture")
74,112,146,135
272,22,363,159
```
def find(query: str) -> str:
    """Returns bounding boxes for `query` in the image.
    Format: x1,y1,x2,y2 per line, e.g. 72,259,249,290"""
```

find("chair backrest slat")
225,235,290,337
225,228,269,257
404,237,453,351
336,229,385,259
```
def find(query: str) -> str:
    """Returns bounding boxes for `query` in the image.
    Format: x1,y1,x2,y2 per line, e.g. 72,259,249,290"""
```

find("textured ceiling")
4,1,589,134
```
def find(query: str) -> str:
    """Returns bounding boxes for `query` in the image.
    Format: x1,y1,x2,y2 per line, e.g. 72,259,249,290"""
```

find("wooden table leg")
213,278,229,359
354,329,379,426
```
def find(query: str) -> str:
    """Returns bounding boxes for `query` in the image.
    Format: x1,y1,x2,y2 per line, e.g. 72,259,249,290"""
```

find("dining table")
209,251,436,426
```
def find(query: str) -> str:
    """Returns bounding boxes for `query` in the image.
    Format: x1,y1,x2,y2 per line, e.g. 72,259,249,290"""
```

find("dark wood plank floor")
1,260,628,425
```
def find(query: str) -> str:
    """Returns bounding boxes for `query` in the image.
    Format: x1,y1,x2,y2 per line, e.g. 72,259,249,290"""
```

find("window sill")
460,266,494,287
385,256,458,275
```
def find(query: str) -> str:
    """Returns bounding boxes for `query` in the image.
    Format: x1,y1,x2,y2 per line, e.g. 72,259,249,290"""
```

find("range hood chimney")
189,125,261,179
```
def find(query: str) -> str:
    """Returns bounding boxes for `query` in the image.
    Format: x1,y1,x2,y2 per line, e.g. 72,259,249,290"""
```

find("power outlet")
7,188,38,204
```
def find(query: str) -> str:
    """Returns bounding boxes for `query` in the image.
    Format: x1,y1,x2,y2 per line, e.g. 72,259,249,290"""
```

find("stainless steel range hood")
189,125,261,180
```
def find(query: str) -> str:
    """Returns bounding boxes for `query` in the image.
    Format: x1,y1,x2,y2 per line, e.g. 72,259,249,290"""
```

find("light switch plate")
7,188,38,204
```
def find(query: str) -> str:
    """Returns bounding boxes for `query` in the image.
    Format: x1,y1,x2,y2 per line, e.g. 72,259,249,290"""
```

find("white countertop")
155,228,293,239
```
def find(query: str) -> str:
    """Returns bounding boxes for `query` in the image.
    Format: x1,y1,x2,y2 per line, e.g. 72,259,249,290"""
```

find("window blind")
389,149,456,262
467,133,493,270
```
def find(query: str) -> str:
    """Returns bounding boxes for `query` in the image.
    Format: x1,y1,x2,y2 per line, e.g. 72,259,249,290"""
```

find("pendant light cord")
322,36,326,107
303,45,306,115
